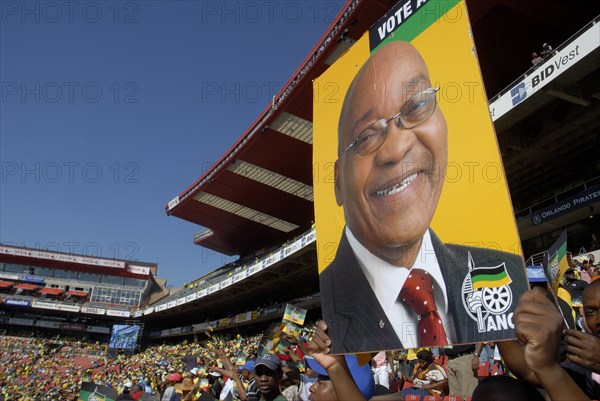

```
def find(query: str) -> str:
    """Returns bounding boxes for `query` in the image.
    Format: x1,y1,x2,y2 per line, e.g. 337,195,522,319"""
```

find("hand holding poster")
313,0,528,353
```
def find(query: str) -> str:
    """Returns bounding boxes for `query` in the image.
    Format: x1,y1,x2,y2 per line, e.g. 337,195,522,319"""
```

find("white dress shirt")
346,227,456,348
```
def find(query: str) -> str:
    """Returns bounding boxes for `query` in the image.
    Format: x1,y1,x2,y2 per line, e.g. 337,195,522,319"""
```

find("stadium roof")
167,0,599,257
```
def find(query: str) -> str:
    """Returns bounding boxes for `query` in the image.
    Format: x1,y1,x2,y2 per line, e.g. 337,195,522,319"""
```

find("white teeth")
376,173,417,196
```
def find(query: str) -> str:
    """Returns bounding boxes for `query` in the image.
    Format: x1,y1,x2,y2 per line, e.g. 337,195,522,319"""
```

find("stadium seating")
477,362,491,377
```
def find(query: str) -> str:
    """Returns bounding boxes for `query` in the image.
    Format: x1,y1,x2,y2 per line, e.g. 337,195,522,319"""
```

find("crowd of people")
1,256,599,401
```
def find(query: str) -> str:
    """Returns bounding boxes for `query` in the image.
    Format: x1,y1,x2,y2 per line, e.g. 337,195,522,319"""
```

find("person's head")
472,376,545,401
416,349,434,368
309,378,337,401
208,371,221,383
532,52,538,57
238,360,255,380
583,280,600,335
181,377,194,397
306,355,375,401
254,354,282,397
129,384,143,401
335,40,447,266
284,368,300,385
564,269,576,282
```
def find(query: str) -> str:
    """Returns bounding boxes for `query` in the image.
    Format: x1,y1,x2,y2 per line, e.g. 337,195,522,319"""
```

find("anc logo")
461,252,513,333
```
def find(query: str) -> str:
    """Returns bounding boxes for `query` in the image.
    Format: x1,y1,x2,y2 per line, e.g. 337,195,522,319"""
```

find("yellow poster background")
313,2,523,273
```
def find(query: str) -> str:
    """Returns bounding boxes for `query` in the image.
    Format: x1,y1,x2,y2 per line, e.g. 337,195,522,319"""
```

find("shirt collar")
346,227,449,314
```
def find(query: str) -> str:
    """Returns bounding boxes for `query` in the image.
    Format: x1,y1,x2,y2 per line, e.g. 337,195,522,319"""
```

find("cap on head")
254,354,281,371
238,360,256,372
167,373,182,382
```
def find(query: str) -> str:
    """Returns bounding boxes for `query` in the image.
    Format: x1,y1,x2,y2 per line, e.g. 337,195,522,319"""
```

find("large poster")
313,0,528,353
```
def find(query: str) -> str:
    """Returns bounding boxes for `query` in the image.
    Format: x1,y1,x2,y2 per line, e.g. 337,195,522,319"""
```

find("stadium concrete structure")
2,0,599,344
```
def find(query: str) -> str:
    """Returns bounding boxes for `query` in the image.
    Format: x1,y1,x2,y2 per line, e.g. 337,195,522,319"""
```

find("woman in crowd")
400,349,447,398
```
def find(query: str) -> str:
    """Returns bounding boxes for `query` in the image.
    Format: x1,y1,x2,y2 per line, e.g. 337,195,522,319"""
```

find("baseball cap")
238,360,255,372
167,373,182,382
254,354,281,371
526,265,547,283
305,354,375,400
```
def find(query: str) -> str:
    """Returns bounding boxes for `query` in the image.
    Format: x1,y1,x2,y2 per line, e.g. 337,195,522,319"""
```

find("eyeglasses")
338,87,440,157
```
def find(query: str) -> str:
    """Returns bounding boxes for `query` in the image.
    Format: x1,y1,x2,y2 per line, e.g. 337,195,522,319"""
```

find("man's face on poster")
335,41,448,265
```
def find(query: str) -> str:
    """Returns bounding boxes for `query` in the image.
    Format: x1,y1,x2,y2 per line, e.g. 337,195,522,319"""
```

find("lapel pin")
379,320,385,329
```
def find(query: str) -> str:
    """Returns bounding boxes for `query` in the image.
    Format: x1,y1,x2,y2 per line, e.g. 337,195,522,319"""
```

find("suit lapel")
329,231,403,352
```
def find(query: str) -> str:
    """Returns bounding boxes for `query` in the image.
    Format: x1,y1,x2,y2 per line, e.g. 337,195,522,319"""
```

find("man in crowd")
444,343,483,397
499,279,600,399
253,354,287,401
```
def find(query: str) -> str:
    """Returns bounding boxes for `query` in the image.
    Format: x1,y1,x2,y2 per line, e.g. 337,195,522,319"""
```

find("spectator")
400,349,447,398
371,351,392,389
280,369,301,401
161,373,182,401
472,376,545,401
541,43,554,57
252,354,287,401
498,286,597,400
531,52,543,66
444,343,483,397
563,268,589,308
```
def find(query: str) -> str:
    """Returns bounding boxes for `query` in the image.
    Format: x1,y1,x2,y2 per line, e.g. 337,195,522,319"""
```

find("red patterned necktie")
399,269,448,346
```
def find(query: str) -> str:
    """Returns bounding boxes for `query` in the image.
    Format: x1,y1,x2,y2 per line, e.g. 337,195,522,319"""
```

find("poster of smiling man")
313,0,528,353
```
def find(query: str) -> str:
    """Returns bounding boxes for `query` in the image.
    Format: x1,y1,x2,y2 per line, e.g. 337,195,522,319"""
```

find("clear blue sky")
1,1,343,287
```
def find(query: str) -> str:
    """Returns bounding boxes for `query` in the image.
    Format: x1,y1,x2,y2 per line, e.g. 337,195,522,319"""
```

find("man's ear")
334,160,343,207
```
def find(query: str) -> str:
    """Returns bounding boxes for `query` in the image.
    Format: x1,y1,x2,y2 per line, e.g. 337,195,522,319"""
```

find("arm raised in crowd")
306,320,368,401
499,288,590,400
209,367,249,401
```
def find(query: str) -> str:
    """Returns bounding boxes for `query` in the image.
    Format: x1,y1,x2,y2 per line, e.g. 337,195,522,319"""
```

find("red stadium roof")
40,287,64,296
14,283,39,291
66,290,88,297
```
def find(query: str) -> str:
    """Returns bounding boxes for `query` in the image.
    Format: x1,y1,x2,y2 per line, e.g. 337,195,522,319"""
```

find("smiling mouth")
375,173,418,197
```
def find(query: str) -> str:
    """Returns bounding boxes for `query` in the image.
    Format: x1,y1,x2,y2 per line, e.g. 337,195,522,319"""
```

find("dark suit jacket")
320,230,528,353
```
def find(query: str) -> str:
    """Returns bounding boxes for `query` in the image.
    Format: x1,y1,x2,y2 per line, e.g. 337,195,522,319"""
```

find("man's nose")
373,122,416,166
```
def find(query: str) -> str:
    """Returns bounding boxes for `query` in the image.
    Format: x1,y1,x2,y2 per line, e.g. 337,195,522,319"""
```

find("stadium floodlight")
270,111,312,144
228,160,313,202
194,192,299,232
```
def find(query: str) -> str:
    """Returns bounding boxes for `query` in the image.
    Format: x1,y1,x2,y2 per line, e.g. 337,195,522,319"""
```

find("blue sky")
1,1,342,287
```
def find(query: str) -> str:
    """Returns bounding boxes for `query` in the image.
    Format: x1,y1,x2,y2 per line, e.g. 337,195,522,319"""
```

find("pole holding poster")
313,0,528,353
